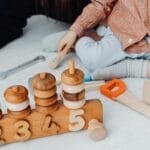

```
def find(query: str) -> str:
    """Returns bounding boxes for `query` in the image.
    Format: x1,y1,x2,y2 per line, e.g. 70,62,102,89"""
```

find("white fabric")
0,16,150,150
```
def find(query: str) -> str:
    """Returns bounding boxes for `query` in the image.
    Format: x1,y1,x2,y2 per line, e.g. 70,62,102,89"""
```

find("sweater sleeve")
70,0,116,36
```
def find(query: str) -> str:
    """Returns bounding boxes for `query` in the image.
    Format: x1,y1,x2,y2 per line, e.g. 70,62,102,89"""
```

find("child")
58,0,150,80
0,0,90,48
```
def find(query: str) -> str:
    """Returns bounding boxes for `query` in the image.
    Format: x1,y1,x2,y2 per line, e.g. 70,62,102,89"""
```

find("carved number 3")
69,109,85,131
14,120,31,141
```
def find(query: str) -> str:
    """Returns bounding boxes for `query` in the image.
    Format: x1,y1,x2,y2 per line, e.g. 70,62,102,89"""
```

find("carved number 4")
14,120,31,141
69,109,85,131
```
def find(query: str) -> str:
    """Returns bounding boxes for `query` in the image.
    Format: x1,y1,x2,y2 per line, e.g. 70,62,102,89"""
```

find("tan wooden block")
0,99,103,144
88,119,107,141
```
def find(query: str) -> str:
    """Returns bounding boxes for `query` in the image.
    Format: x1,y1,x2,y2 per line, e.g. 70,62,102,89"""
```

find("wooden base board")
0,99,103,145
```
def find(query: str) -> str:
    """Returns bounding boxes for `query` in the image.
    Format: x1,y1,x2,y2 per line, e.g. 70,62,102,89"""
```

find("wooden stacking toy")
0,60,106,145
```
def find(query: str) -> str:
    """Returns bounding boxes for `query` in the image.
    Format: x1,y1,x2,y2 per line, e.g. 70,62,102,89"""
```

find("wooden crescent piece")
35,94,58,107
33,86,57,99
32,73,56,91
4,85,28,104
62,90,85,101
88,119,107,141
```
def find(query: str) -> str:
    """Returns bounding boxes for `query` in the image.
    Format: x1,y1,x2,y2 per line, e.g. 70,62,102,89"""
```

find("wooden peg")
69,60,75,75
12,86,19,93
88,119,107,141
39,73,47,79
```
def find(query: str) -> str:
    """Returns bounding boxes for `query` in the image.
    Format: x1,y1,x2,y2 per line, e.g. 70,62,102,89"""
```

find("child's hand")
58,30,77,54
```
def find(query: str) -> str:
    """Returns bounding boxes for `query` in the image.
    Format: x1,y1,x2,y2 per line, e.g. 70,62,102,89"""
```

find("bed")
0,15,150,150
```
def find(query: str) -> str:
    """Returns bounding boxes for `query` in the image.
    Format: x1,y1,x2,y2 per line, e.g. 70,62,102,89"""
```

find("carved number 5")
14,120,31,141
69,109,85,131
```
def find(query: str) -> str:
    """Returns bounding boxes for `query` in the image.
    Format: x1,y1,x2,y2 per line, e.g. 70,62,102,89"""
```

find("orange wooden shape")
100,79,126,100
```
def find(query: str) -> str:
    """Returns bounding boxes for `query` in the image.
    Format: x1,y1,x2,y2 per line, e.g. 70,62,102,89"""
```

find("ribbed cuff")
70,23,84,37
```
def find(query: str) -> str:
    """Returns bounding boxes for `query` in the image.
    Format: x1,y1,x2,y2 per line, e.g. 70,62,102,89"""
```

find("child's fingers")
58,41,66,52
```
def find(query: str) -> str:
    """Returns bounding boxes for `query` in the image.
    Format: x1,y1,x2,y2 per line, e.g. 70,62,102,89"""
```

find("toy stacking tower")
61,60,107,139
32,73,59,113
4,86,31,119
61,60,85,110
0,60,106,145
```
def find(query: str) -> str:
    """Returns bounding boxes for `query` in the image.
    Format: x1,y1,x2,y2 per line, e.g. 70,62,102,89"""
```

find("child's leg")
75,27,126,72
90,58,148,80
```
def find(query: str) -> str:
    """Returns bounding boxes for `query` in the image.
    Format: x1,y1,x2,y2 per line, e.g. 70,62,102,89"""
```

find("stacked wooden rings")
32,73,58,107
61,60,85,109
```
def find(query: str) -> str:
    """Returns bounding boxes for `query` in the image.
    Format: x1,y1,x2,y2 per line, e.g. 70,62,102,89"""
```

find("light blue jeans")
75,26,150,72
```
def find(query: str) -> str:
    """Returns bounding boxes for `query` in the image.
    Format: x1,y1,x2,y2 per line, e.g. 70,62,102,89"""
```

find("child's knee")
75,37,100,71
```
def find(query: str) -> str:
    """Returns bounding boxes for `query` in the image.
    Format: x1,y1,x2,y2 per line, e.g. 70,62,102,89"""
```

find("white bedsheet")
0,15,150,150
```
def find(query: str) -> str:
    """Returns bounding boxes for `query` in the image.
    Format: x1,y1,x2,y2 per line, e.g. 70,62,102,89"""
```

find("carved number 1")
14,120,31,141
69,109,85,131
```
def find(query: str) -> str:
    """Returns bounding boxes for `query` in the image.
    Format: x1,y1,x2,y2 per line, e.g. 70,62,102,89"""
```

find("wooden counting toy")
0,61,106,145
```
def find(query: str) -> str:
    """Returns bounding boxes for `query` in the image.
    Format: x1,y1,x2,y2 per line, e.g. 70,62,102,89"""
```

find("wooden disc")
61,69,84,85
35,94,58,107
33,86,56,99
36,102,60,114
62,90,85,101
4,85,28,104
32,72,56,90
7,106,31,119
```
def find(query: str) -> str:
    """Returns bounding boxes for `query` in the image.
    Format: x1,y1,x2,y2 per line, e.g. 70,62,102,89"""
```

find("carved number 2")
14,120,31,141
69,109,85,131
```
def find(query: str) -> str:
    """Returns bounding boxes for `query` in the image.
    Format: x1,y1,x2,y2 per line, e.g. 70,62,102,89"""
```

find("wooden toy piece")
100,79,150,118
4,85,31,119
61,60,85,109
0,69,104,144
143,80,150,105
32,72,59,113
49,51,66,69
88,119,107,141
